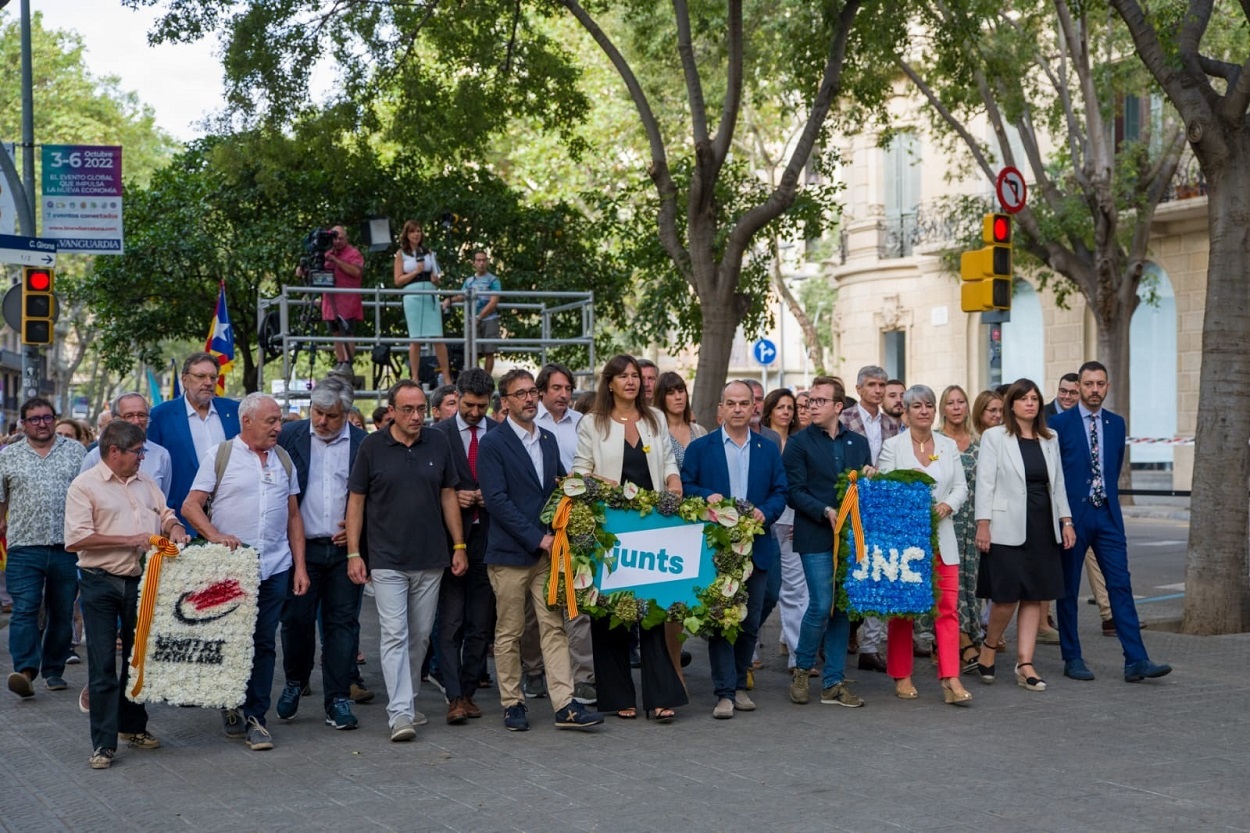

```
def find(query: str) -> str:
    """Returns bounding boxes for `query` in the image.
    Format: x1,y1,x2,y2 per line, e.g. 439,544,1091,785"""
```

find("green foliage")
79,126,629,389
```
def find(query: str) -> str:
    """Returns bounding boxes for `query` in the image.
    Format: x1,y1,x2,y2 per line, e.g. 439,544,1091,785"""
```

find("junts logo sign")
596,509,714,609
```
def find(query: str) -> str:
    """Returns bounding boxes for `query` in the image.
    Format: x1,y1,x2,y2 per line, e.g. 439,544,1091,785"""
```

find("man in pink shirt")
322,225,365,372
64,421,189,769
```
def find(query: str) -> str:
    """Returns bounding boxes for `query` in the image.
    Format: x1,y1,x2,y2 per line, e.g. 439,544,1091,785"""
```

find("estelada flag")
204,282,235,396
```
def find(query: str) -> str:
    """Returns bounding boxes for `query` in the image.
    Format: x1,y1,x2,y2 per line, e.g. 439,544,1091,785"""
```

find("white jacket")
974,425,1071,547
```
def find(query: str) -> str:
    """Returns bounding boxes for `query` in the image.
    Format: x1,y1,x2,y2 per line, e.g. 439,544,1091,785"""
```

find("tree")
896,0,1187,428
132,0,900,427
1110,0,1250,634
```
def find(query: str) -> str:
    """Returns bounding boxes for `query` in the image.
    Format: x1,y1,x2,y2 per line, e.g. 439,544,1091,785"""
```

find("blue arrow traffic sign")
0,234,57,267
752,338,777,366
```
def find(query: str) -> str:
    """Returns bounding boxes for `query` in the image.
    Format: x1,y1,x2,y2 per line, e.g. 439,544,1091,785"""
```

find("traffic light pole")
18,0,43,405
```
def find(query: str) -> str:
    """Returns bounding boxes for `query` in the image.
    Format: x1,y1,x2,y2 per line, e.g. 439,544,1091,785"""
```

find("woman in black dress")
572,355,687,721
972,379,1075,692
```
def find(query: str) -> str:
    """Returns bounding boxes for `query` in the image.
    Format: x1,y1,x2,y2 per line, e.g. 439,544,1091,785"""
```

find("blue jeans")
243,569,290,725
708,566,769,699
794,551,851,689
6,545,78,679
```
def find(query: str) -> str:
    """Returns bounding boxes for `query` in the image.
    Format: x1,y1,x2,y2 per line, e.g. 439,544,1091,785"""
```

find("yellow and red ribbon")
830,471,868,613
546,496,580,618
129,535,181,698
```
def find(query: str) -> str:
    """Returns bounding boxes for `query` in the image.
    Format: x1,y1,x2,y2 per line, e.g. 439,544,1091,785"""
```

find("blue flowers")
836,473,938,619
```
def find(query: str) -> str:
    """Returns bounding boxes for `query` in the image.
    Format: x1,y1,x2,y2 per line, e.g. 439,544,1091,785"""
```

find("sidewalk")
2,531,1246,832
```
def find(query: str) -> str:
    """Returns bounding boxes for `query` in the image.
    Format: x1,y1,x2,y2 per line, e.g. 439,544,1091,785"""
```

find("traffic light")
22,266,55,345
960,213,1012,312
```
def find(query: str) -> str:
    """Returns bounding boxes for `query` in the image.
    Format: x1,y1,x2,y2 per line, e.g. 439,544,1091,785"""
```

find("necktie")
468,425,480,522
1088,414,1106,507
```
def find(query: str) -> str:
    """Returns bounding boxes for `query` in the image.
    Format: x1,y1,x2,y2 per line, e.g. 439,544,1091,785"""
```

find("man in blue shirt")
443,250,501,375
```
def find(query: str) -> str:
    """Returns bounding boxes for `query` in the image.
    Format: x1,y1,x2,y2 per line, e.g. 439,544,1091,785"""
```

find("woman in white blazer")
877,385,972,706
973,379,1076,693
572,354,685,722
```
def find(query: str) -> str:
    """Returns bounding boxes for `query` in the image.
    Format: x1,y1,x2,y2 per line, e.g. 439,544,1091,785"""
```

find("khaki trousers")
1085,549,1112,620
488,556,574,711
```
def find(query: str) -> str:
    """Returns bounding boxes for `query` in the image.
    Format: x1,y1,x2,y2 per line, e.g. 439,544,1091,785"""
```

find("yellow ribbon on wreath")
546,496,580,618
129,535,182,698
830,471,868,614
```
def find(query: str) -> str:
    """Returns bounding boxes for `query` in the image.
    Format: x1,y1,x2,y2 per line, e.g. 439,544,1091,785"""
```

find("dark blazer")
146,395,241,525
1051,405,1127,532
430,416,497,536
277,420,366,505
783,422,872,554
478,420,566,567
681,428,788,570
1043,399,1061,419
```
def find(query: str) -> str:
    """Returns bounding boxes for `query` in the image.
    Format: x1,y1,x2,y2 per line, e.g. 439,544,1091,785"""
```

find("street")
2,514,1247,833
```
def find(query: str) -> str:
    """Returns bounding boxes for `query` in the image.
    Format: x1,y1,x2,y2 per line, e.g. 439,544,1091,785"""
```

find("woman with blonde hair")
938,385,983,670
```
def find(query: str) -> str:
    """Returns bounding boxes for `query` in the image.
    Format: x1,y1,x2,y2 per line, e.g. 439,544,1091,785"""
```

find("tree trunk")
691,280,739,431
1182,140,1250,635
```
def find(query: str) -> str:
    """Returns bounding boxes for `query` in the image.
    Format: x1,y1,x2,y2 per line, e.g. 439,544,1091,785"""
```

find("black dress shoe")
857,652,887,673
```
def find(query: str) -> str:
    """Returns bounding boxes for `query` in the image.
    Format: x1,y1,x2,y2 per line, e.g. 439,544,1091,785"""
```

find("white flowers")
705,504,740,527
621,481,640,499
128,543,261,710
563,477,588,497
573,562,595,590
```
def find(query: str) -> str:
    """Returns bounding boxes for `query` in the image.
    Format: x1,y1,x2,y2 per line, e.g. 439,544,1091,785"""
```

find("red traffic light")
992,215,1010,243
26,270,51,292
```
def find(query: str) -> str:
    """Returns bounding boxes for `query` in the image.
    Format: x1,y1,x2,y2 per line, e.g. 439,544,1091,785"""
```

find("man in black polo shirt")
346,380,467,742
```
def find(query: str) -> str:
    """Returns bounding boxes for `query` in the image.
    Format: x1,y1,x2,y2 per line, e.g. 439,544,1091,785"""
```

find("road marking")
1156,582,1186,591
1137,592,1185,604
1136,540,1185,547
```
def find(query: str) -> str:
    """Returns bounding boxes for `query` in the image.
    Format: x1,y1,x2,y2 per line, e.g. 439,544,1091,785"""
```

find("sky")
32,0,227,142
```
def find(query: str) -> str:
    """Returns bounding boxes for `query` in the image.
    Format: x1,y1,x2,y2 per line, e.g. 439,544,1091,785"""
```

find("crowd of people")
1,350,1171,771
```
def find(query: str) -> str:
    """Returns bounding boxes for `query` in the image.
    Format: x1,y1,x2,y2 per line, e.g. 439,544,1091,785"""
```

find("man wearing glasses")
79,393,173,500
345,380,466,742
477,370,603,731
782,376,873,708
2,398,87,698
65,421,189,768
146,352,241,528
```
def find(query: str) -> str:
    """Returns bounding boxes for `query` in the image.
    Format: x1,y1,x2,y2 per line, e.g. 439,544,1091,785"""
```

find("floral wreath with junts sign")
540,474,764,642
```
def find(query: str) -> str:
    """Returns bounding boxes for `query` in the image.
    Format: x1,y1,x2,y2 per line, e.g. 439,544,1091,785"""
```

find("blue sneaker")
503,703,529,732
554,700,604,729
325,697,358,730
1063,659,1096,681
1124,659,1172,683
276,680,303,719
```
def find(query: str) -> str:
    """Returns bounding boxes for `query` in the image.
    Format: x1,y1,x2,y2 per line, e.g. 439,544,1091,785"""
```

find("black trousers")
435,525,493,700
79,568,147,751
591,617,688,713
280,539,361,709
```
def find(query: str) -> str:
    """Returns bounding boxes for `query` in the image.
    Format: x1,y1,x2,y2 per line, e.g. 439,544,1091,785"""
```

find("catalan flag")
204,281,235,396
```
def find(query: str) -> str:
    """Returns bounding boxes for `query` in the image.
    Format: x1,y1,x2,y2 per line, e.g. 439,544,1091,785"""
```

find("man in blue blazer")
1051,361,1171,683
682,381,788,719
273,378,369,728
146,352,241,528
477,369,602,732
782,375,872,708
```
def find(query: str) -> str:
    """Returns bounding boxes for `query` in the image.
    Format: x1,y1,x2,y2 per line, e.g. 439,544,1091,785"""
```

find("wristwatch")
823,506,835,519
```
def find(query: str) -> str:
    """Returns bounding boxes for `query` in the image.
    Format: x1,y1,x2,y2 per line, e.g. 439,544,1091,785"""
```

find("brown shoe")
446,698,468,725
350,683,375,704
463,696,482,719
857,652,888,673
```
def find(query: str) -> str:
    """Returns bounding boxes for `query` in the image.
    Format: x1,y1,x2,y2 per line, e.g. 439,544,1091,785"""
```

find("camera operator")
297,225,365,373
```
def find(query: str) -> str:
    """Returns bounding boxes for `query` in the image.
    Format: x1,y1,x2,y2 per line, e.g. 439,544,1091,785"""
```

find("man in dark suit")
682,381,788,719
477,369,603,733
783,375,872,708
429,368,497,724
273,378,368,729
1051,361,1171,683
145,352,241,528
838,365,903,672
1044,373,1080,419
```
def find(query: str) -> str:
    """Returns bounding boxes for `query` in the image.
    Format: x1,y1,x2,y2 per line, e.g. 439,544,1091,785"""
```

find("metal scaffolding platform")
256,284,596,409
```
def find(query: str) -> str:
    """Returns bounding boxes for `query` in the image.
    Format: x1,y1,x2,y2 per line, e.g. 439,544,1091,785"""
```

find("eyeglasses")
123,446,147,459
505,388,541,400
25,414,55,424
186,371,220,383
119,412,149,422
805,398,834,409
393,405,428,416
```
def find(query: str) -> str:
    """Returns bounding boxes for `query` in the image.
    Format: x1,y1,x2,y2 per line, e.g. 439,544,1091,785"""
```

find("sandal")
616,708,637,719
960,645,980,675
976,640,999,684
1015,662,1047,692
646,708,676,723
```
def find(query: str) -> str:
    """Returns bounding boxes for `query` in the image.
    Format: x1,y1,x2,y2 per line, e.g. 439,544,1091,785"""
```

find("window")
882,330,906,382
883,131,920,257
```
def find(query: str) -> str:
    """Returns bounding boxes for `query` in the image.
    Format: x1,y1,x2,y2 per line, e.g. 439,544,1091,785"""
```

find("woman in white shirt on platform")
877,385,973,706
